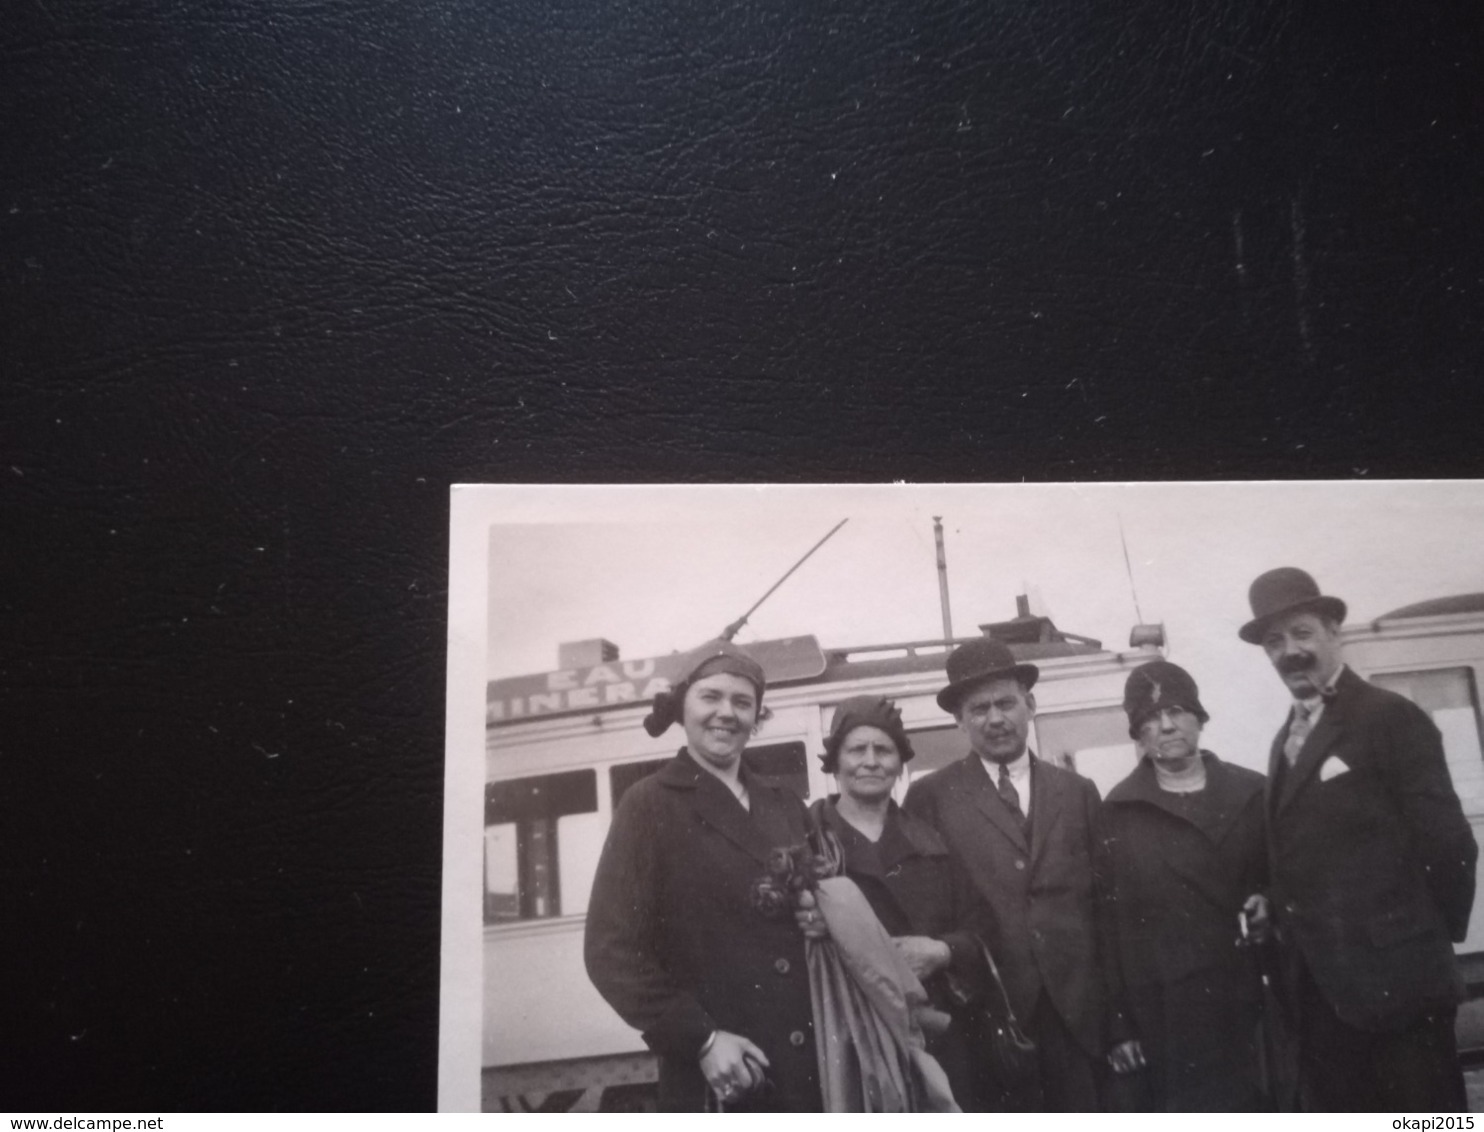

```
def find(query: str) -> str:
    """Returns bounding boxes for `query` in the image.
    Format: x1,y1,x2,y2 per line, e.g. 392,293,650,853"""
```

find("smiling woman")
583,639,823,1112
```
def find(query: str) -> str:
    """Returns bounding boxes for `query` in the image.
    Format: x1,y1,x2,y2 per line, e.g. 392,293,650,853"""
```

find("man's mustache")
1278,654,1316,674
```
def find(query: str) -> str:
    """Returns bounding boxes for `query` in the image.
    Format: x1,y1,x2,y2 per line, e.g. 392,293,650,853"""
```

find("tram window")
903,728,964,781
485,769,598,923
744,742,810,801
610,758,671,809
485,823,519,922
1372,668,1484,800
1033,707,1137,799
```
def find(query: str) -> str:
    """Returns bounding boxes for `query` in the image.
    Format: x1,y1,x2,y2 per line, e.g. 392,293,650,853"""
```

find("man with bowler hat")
904,638,1131,1110
1241,567,1477,1111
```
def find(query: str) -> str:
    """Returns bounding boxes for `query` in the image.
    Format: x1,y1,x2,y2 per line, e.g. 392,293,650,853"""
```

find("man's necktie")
997,763,1026,828
1284,701,1314,764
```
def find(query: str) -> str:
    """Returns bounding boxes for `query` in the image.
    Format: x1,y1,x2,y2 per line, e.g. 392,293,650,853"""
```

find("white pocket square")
1319,759,1351,782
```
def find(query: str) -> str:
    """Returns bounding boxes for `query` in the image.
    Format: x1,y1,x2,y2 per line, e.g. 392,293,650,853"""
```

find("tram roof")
1376,593,1484,621
487,611,1113,726
814,628,1106,685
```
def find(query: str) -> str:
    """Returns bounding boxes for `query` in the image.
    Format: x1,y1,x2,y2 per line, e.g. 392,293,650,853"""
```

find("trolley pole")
933,516,953,643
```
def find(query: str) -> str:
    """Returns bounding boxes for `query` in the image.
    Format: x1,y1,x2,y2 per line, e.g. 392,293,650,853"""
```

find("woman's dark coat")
811,796,994,1111
1096,751,1268,1111
584,749,821,1112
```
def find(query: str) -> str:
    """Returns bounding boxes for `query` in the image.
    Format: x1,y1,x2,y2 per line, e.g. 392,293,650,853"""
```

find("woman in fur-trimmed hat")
584,638,824,1112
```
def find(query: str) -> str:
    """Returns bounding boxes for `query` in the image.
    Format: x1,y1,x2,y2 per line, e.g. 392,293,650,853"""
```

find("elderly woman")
1097,661,1270,1111
809,695,995,1111
584,639,822,1111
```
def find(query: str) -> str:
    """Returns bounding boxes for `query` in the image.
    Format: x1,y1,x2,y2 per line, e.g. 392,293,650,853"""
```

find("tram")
479,592,1484,1111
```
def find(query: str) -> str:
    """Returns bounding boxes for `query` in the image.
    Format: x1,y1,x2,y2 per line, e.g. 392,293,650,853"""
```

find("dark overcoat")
1097,752,1267,1110
584,749,821,1111
903,753,1111,1060
811,797,994,1109
1266,666,1478,1032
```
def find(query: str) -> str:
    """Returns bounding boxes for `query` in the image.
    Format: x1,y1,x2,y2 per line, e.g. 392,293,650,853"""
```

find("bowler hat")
1123,660,1209,738
1238,567,1348,644
936,638,1039,714
820,695,916,773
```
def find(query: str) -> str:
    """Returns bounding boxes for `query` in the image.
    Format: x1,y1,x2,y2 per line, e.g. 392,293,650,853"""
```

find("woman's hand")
699,1030,770,1103
1107,1039,1146,1075
893,935,951,979
793,888,829,940
1241,893,1272,944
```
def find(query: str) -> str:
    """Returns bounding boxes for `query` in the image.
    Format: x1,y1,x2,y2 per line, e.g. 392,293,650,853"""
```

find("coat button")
789,1030,806,1047
774,958,791,974
1014,859,1026,871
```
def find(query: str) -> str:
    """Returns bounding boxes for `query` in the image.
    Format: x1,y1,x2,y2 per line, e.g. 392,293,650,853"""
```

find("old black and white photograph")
441,481,1484,1114
9,0,1484,1112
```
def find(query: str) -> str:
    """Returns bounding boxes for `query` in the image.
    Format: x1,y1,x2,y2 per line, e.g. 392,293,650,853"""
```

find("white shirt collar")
981,749,1032,808
1295,663,1347,714
985,749,1031,780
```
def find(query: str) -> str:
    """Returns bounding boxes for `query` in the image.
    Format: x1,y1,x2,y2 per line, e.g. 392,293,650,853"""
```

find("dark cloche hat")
820,695,915,773
936,638,1039,715
642,638,766,737
1123,660,1209,738
1239,567,1348,644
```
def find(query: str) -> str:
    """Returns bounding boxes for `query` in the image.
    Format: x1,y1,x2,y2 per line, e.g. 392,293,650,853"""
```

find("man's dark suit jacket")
904,752,1110,1059
1267,665,1479,1032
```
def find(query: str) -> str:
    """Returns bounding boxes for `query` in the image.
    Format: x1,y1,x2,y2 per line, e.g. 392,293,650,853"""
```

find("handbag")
943,937,1039,1086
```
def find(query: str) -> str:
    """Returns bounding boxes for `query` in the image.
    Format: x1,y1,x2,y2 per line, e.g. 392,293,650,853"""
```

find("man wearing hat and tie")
1241,567,1478,1111
904,638,1125,1110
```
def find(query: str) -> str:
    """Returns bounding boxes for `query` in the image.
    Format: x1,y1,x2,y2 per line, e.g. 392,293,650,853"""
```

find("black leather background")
3,0,1481,1111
